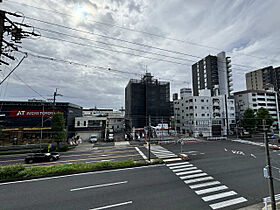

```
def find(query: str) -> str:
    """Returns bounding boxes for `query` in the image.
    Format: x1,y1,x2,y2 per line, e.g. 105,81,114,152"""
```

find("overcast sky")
1,0,280,109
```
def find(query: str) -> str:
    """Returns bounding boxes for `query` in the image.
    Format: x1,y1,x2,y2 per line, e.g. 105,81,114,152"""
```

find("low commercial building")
0,100,82,145
74,116,107,141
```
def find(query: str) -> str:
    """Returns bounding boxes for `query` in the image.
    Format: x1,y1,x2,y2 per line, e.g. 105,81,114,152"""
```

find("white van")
89,135,98,143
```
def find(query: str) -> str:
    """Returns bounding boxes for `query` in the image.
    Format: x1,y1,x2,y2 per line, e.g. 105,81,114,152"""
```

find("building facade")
125,72,170,130
174,89,235,137
246,66,280,91
192,51,233,97
0,100,82,144
234,90,280,128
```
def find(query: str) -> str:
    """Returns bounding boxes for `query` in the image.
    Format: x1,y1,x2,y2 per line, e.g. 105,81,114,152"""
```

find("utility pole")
52,88,62,114
0,10,4,58
148,115,151,162
40,103,44,153
161,116,163,141
263,119,276,210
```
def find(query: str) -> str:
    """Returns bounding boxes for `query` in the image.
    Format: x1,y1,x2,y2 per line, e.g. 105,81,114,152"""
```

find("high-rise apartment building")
246,66,280,91
125,72,170,130
192,51,233,97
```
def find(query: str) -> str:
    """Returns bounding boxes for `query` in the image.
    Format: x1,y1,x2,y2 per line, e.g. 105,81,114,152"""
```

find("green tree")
241,108,256,133
51,113,66,147
256,107,274,129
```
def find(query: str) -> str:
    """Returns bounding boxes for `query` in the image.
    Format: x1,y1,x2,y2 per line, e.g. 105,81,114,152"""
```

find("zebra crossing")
147,145,181,162
166,161,247,209
232,139,265,147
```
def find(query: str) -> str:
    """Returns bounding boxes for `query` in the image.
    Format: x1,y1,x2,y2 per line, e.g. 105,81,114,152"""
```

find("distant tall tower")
192,51,233,97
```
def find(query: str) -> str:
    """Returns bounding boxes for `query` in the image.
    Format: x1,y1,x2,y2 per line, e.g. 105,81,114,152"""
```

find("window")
201,99,204,102
195,106,197,109
201,106,205,109
195,113,197,116
202,114,205,117
182,110,184,112
77,121,80,126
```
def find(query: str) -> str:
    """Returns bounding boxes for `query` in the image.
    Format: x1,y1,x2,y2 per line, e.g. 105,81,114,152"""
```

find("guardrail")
263,194,280,210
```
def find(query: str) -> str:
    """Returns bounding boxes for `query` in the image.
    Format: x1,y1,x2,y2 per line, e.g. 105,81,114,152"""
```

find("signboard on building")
9,110,61,117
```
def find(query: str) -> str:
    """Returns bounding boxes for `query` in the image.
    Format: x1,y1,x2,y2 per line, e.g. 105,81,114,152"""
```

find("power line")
21,15,261,70
39,35,191,66
13,72,46,100
0,54,27,86
18,50,190,85
36,27,195,63
4,0,275,62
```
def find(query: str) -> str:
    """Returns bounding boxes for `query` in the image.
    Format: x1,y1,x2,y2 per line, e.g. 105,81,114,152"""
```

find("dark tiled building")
125,73,170,129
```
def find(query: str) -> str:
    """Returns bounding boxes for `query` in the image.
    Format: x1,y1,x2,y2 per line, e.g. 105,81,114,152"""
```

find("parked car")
25,153,60,164
108,133,114,141
89,135,98,143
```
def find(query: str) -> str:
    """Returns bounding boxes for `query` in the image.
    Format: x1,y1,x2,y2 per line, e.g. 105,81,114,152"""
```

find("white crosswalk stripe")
189,181,221,189
195,185,228,195
155,146,248,209
174,169,202,175
169,164,193,169
202,191,237,201
184,176,214,184
172,167,198,172
147,145,180,161
166,162,189,167
209,197,247,209
179,172,207,178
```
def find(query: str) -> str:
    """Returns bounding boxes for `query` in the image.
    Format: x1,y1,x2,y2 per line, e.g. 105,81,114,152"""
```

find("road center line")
71,181,128,192
90,201,133,210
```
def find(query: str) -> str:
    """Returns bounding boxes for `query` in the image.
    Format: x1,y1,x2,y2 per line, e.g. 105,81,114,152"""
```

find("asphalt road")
0,164,210,210
0,145,146,167
1,139,279,209
162,139,280,208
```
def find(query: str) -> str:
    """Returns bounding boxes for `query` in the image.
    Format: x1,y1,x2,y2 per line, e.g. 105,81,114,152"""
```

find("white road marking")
151,151,175,155
174,169,202,175
251,154,257,159
209,197,247,209
169,164,193,169
224,148,227,152
173,167,197,172
184,151,198,154
195,185,228,195
202,191,237,201
184,176,214,184
166,162,189,167
156,154,178,158
0,164,163,186
179,172,208,179
135,147,147,160
163,158,182,162
71,181,128,192
189,181,221,189
90,201,133,210
86,159,115,164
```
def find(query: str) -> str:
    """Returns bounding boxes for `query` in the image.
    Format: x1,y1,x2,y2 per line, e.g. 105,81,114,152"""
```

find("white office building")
234,89,280,129
174,88,235,137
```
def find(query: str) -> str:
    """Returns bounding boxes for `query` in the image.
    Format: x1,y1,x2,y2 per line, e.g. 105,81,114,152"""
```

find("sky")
0,0,280,109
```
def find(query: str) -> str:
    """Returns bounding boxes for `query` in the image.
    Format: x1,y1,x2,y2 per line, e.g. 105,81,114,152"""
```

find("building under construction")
125,72,171,132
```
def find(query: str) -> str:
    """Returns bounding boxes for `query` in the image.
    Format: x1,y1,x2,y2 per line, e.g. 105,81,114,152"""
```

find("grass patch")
0,159,163,182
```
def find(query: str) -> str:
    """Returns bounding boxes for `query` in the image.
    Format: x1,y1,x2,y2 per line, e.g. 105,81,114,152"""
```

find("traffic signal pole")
263,119,276,210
